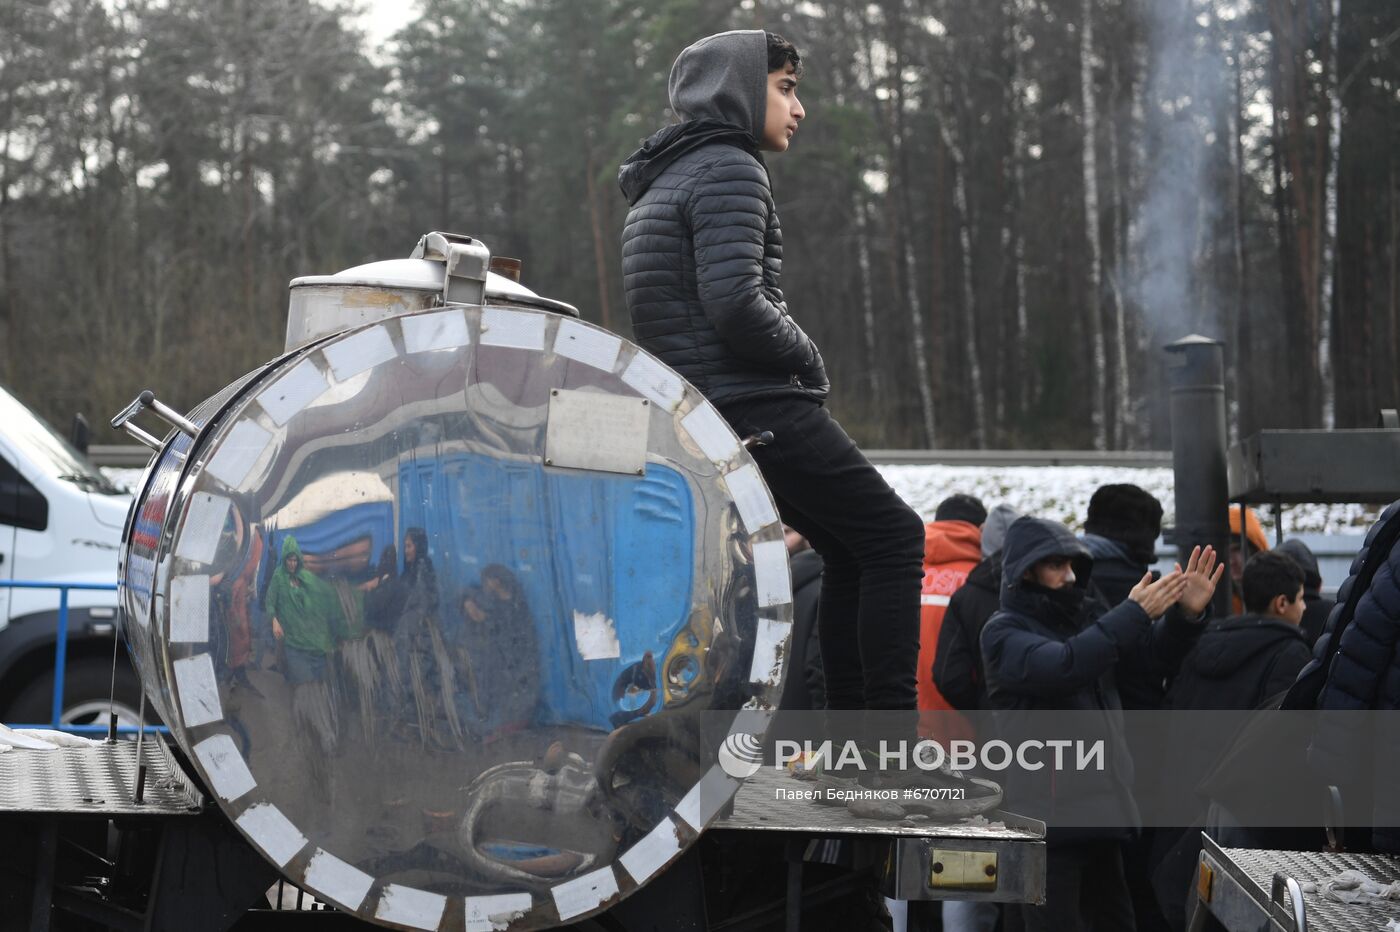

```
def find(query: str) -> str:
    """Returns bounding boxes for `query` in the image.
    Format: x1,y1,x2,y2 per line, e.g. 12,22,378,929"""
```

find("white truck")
0,383,139,726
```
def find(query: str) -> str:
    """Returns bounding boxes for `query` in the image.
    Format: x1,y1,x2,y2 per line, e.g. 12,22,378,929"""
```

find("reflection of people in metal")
455,584,541,740
390,528,464,749
332,545,401,741
265,534,342,755
210,505,265,696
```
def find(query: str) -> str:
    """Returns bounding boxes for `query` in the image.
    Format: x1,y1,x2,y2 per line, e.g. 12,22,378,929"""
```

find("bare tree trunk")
1080,0,1108,449
1107,55,1131,449
872,4,936,446
854,192,884,418
1320,0,1340,428
1231,36,1251,438
937,104,987,448
583,147,614,331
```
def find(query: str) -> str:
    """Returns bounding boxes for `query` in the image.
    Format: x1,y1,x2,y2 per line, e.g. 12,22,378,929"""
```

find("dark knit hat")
935,493,987,527
1084,484,1163,566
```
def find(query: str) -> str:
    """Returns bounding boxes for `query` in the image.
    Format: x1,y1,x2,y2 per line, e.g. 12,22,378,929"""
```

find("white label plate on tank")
259,359,329,426
169,575,210,643
680,405,739,464
466,893,533,932
551,866,619,921
376,884,447,930
479,308,545,351
174,493,232,565
545,389,649,475
172,653,223,727
674,767,740,831
402,309,470,355
752,540,792,607
236,803,307,867
192,734,256,802
748,617,791,687
724,464,778,533
554,318,621,372
621,354,684,411
619,817,683,884
304,849,374,912
206,421,273,490
323,325,398,381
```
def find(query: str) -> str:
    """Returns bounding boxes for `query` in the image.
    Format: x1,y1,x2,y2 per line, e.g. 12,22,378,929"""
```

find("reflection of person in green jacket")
265,535,343,686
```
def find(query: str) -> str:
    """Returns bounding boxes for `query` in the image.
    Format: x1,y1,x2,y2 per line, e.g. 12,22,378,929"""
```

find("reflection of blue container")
397,453,694,730
264,501,396,584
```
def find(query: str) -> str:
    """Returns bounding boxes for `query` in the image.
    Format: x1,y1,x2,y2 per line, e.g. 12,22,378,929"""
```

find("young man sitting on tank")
618,31,928,753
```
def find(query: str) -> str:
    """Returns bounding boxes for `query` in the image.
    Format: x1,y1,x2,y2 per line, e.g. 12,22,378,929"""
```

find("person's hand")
1128,570,1188,618
1175,545,1225,618
272,619,284,641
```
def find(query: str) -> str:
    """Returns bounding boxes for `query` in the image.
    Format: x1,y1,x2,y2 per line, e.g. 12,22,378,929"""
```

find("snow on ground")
877,464,1380,536
106,464,1382,536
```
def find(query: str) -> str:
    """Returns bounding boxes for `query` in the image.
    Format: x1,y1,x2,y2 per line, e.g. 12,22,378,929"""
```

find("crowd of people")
784,486,1343,931
212,523,542,769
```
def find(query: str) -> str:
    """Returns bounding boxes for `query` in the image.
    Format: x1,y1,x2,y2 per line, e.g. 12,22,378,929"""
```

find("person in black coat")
1151,552,1312,929
619,31,925,715
1309,501,1400,855
1275,538,1335,648
981,518,1221,932
933,505,1019,714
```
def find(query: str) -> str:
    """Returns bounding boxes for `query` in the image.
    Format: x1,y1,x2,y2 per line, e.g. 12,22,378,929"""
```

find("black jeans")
1021,841,1136,932
718,395,923,711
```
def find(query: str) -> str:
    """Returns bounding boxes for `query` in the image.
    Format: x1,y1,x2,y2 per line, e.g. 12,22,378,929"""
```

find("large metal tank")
113,233,792,929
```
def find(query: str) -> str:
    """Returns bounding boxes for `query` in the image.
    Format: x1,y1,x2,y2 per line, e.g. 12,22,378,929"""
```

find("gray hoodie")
668,30,768,145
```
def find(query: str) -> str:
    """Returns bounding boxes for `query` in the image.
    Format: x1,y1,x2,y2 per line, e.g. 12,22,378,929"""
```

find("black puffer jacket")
981,518,1203,840
1309,500,1400,852
618,31,828,408
934,553,1001,712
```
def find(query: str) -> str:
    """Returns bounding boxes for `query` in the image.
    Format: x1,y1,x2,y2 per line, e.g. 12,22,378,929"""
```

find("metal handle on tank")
110,390,199,449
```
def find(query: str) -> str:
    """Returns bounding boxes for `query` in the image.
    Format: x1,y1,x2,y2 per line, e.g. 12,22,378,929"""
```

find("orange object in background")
918,520,981,741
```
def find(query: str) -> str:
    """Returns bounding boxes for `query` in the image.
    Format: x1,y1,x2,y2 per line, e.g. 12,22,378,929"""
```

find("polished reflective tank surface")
120,304,791,929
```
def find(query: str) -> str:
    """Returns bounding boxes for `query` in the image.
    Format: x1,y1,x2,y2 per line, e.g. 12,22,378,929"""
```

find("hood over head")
1228,507,1271,554
1001,517,1093,597
1276,539,1323,592
669,30,769,145
279,534,303,564
981,505,1021,558
924,519,983,568
618,119,757,204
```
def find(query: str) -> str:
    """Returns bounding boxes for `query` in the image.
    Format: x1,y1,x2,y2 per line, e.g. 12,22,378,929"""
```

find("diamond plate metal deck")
1204,835,1400,931
0,738,203,816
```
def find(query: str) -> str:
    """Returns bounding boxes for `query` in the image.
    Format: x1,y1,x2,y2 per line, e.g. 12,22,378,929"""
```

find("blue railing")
0,580,163,735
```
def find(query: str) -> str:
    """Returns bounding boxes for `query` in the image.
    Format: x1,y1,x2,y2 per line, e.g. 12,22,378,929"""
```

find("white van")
0,383,139,726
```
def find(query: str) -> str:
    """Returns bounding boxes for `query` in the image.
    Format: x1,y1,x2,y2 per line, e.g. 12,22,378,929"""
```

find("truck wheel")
5,658,149,729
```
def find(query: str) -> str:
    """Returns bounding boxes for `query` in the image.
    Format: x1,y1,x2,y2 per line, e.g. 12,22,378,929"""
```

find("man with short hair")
619,31,925,716
1153,551,1313,928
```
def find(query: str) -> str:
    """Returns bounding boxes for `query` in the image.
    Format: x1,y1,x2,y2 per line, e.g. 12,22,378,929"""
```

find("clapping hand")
1128,570,1188,618
1174,545,1225,618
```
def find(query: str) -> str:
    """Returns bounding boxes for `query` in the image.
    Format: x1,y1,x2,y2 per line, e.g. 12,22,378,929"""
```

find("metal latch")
929,849,998,891
111,390,198,450
410,231,490,306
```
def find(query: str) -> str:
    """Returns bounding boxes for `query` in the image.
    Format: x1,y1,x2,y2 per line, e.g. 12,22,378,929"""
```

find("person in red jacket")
917,494,985,740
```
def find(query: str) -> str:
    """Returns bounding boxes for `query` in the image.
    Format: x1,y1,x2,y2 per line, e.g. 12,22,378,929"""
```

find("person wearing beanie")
619,32,925,716
1081,483,1164,606
934,492,988,527
1275,538,1334,647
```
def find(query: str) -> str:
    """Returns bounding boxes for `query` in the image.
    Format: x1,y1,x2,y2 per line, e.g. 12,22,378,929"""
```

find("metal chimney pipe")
1165,334,1232,619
